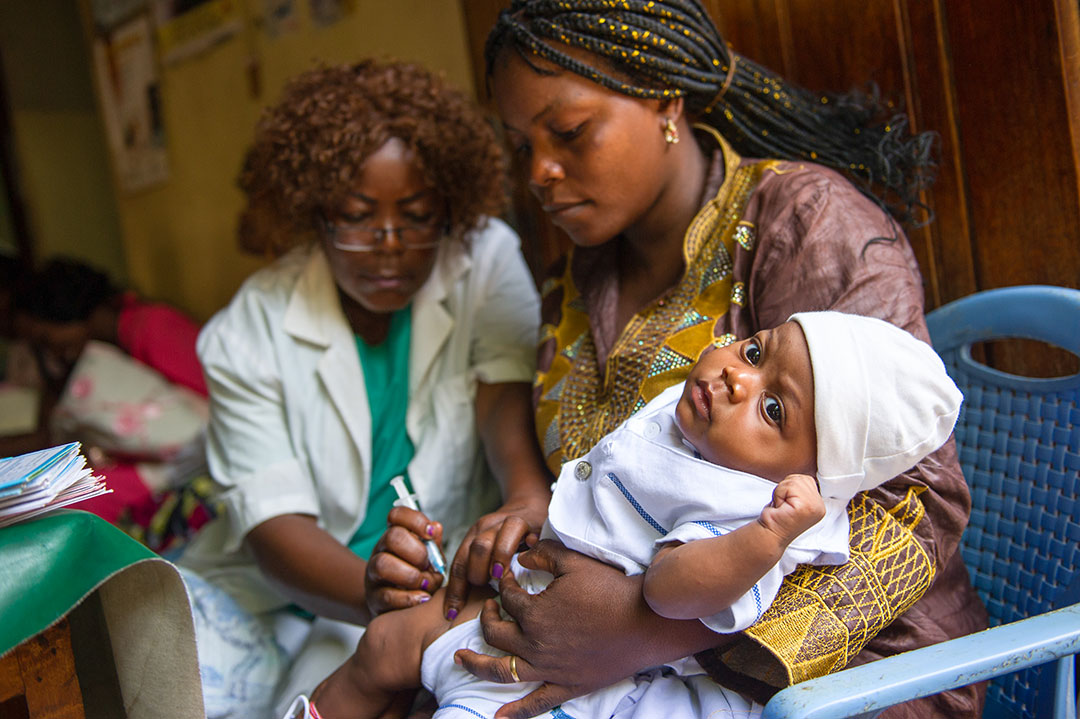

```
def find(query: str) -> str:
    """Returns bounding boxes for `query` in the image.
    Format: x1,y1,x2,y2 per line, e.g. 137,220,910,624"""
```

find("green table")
0,510,205,718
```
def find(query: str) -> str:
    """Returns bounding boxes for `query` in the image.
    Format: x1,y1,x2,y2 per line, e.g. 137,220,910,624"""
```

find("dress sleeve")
197,290,320,553
467,219,541,385
698,164,975,697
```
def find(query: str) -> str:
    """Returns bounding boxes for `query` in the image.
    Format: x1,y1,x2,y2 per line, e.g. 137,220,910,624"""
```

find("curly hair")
238,60,507,255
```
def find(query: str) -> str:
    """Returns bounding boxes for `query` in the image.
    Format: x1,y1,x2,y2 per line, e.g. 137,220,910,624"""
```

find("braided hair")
485,0,935,226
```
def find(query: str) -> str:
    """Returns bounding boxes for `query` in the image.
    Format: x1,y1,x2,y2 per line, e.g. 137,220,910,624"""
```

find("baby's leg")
310,587,492,719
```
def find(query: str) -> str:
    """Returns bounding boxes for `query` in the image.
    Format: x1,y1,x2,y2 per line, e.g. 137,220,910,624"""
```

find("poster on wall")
263,0,299,36
92,14,171,194
152,0,243,65
309,0,355,27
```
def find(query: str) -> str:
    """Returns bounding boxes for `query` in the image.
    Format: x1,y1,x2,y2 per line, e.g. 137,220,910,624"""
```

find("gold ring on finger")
508,654,521,682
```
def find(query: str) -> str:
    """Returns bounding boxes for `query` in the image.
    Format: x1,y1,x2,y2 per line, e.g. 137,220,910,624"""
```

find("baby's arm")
642,474,824,621
311,586,492,719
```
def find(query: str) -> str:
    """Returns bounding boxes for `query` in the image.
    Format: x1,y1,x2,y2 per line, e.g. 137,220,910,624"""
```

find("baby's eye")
764,396,783,424
744,339,762,365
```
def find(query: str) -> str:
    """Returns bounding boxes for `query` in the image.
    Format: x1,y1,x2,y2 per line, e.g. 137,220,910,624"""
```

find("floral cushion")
51,340,208,463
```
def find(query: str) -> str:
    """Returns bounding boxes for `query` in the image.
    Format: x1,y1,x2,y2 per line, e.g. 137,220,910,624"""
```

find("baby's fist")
758,473,826,544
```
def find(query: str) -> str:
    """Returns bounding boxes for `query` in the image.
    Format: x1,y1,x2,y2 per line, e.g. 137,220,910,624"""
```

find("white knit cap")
789,311,962,501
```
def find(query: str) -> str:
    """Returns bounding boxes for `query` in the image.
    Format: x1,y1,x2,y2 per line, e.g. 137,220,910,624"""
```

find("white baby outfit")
540,383,852,634
420,383,850,719
419,312,963,719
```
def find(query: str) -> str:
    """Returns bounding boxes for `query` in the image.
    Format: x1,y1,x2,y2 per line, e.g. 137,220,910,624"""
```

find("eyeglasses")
323,217,443,252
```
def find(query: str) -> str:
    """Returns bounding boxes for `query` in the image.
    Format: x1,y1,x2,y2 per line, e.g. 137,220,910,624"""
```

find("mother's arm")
441,380,552,619
430,221,553,616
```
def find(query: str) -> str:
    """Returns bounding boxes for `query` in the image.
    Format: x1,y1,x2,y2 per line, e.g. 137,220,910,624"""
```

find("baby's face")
675,321,817,483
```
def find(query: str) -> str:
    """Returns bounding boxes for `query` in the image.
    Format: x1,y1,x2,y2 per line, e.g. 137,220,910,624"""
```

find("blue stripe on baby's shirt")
608,473,668,535
693,522,763,621
608,466,765,623
440,704,488,718
692,519,722,536
435,701,581,718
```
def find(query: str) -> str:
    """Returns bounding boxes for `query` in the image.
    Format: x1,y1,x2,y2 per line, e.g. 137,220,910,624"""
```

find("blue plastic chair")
762,285,1080,719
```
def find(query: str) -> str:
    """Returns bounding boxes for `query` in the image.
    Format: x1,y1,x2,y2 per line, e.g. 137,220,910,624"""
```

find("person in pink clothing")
12,257,212,547
114,291,208,397
13,257,206,397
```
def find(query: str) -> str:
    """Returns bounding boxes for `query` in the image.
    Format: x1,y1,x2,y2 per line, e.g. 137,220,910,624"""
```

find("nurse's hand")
453,539,727,719
442,490,548,620
364,506,446,617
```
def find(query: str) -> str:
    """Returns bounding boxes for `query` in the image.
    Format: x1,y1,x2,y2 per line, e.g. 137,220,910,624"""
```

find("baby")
296,311,963,719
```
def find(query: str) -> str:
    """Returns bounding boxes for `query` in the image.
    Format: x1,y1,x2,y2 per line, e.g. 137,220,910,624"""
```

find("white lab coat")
180,217,540,614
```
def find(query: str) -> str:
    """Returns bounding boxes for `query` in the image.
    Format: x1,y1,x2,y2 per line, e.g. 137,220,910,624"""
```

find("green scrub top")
347,308,415,560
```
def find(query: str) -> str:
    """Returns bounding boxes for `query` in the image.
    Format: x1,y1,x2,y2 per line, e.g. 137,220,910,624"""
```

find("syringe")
389,475,447,576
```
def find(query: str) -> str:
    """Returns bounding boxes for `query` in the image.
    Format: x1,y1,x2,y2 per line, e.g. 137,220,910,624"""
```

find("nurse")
180,60,550,719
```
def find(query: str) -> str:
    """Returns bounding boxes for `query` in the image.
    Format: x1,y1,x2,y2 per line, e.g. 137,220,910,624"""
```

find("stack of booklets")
0,442,109,527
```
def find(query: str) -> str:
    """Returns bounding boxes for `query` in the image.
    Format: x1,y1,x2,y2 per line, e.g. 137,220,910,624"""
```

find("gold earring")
663,118,679,145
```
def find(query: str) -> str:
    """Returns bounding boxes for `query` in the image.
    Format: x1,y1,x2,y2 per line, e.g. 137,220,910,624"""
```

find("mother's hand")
454,539,728,719
364,506,446,617
443,490,548,619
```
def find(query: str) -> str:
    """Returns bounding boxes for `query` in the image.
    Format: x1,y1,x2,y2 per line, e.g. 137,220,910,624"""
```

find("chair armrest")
761,603,1080,719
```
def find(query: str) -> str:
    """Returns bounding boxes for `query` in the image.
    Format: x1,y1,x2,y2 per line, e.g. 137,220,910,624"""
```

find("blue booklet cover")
0,442,82,498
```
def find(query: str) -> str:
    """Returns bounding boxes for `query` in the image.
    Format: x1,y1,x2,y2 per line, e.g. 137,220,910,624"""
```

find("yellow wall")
0,0,126,280
10,109,126,276
104,0,476,321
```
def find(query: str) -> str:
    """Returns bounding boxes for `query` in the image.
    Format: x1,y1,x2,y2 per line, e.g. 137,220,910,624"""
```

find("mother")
384,2,986,717
179,60,549,718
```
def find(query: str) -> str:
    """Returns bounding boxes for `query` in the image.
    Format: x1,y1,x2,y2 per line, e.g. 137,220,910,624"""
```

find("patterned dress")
533,129,988,717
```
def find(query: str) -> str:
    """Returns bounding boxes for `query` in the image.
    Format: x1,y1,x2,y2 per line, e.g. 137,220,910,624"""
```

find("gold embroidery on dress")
731,281,747,307
738,489,934,683
764,164,806,176
733,221,757,251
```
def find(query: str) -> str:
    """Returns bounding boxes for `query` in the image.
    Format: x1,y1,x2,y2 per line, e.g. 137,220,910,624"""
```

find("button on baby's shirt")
574,461,592,481
643,421,661,439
